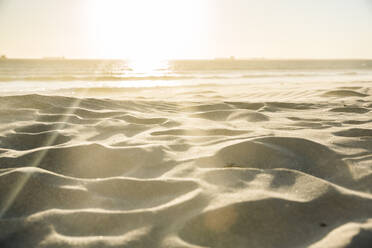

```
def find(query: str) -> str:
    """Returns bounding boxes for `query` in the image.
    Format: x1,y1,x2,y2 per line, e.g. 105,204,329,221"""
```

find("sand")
0,81,372,248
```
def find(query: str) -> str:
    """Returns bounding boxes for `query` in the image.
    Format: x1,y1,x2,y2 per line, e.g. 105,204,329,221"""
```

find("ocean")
1,59,372,94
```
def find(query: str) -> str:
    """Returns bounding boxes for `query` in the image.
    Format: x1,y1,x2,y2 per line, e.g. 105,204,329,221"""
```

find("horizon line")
2,56,372,61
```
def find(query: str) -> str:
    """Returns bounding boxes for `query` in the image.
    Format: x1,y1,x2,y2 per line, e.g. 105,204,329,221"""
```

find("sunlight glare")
88,0,207,61
128,59,169,75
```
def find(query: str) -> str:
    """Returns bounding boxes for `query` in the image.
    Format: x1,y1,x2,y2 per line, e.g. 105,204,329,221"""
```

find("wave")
0,75,195,82
0,73,336,82
241,73,318,78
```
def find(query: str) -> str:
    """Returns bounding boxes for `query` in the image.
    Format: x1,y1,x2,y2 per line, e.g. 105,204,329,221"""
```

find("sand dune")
0,81,372,247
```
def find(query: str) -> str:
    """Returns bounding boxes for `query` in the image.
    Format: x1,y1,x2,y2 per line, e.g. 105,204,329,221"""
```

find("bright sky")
0,0,371,59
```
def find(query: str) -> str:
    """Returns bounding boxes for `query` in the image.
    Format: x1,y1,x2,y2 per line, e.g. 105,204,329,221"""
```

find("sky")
0,0,371,59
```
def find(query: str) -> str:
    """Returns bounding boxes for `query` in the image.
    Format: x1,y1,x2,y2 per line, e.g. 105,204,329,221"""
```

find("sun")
87,0,208,62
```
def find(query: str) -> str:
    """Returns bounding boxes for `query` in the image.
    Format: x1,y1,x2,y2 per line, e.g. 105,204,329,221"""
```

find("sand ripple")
0,83,372,247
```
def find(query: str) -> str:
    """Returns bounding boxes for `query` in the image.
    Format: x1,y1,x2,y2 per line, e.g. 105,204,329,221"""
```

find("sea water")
1,59,372,94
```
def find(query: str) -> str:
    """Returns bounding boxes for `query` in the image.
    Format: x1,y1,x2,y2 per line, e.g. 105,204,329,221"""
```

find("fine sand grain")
0,81,372,248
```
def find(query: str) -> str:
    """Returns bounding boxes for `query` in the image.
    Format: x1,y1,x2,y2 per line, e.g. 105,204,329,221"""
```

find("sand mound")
0,167,199,217
228,110,269,122
310,220,372,248
197,137,353,186
322,90,368,97
180,188,372,248
330,107,370,114
334,128,372,137
190,110,234,121
0,131,71,151
0,143,172,178
225,101,264,110
151,128,248,137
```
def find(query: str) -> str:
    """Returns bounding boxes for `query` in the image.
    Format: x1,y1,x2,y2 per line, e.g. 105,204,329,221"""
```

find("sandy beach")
2,0,372,246
0,81,371,247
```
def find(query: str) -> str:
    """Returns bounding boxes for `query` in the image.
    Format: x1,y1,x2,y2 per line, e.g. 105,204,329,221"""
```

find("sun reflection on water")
128,59,170,75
